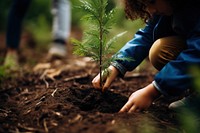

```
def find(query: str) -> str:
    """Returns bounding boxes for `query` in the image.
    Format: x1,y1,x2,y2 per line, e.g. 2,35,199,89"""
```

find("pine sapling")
73,0,132,90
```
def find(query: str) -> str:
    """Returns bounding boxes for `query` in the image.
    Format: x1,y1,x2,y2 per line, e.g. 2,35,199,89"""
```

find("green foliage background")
0,0,144,51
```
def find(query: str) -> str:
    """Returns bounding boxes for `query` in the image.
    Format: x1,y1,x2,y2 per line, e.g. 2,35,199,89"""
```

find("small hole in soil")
65,87,128,113
75,77,89,84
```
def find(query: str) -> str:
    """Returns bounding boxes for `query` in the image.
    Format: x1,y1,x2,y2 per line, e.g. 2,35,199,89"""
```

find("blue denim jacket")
112,6,200,98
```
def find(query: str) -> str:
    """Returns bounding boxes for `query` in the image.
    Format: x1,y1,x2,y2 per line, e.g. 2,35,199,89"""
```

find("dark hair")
124,0,150,22
124,0,187,22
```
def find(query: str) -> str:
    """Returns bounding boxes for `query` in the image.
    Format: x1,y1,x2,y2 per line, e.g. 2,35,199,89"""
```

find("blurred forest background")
0,1,200,132
0,0,144,53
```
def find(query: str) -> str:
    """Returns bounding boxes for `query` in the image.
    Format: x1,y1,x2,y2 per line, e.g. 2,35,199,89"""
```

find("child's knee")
149,39,164,70
149,36,186,71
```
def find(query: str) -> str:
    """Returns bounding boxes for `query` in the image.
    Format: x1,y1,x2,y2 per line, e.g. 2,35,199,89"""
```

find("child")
92,0,200,112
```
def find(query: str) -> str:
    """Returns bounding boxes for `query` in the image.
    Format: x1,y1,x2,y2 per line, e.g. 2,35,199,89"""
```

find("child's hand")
119,83,160,113
92,65,119,91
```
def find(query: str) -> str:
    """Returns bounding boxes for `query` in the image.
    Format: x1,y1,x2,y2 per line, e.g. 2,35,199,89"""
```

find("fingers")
92,73,110,92
119,100,133,113
102,66,119,91
119,93,140,113
102,75,113,91
119,102,140,113
92,73,101,89
92,74,111,92
92,66,119,91
129,106,140,113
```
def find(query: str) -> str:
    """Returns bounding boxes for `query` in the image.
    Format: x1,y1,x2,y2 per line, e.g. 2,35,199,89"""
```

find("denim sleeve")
111,17,159,76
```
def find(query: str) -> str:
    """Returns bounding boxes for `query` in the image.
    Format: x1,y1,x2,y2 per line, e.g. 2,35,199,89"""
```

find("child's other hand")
119,83,160,113
92,65,119,91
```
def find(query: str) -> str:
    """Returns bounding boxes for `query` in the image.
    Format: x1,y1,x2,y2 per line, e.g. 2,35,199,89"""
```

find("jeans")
6,0,31,49
52,0,71,41
6,0,71,49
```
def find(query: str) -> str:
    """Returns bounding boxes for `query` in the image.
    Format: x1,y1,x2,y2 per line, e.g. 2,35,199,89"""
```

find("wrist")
146,83,161,100
108,65,119,76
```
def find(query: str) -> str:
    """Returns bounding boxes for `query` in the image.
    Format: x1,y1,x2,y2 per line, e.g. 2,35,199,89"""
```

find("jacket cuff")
111,61,127,77
152,81,164,94
152,81,178,100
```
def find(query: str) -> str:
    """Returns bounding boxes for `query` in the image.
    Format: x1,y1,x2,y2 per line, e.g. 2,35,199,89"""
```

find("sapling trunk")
99,0,103,88
99,27,103,88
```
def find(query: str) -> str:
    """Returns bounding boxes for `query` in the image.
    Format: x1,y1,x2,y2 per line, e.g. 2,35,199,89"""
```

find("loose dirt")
0,33,180,133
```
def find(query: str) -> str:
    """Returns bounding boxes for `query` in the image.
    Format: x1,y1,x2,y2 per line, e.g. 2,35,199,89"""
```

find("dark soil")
0,33,181,133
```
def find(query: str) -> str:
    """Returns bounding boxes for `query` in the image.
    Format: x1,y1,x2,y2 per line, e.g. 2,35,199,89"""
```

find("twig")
68,114,83,124
17,123,39,132
39,96,46,101
51,88,58,97
51,111,63,117
43,119,49,133
35,96,46,106
36,101,42,106
23,109,32,115
0,108,10,113
43,78,49,88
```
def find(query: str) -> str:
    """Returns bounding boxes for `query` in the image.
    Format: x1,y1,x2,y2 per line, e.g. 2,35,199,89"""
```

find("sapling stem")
99,0,103,88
